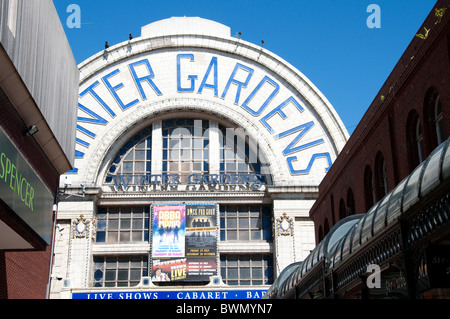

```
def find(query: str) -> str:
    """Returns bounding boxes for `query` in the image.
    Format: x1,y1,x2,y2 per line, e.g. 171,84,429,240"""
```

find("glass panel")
262,229,272,241
250,218,259,228
121,208,132,218
252,268,262,279
105,270,116,281
251,230,261,241
117,269,129,281
239,231,249,241
107,232,118,243
108,219,119,230
137,141,146,149
120,232,130,242
227,218,237,228
227,230,237,240
123,162,133,172
135,150,145,160
120,219,131,230
133,210,143,218
97,220,107,230
132,231,142,242
135,162,145,171
133,219,143,229
130,269,141,281
228,268,238,279
240,268,250,279
118,257,129,268
227,256,238,266
420,144,445,196
402,164,424,211
94,270,103,281
96,231,106,243
239,217,249,228
240,256,250,266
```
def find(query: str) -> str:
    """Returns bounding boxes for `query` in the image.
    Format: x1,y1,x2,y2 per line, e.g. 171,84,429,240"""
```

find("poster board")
151,203,217,282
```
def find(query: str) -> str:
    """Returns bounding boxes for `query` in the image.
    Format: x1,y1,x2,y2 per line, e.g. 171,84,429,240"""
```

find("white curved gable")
68,17,348,189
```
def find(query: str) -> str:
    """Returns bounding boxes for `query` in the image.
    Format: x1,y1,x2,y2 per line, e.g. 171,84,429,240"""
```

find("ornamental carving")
73,215,92,239
276,212,293,236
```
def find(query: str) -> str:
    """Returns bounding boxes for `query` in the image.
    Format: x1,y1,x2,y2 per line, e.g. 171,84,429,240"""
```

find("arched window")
162,119,209,183
407,111,424,170
324,218,330,236
374,152,388,200
435,96,445,145
330,194,336,224
339,198,346,220
104,119,270,188
424,88,446,152
104,127,152,185
219,125,262,175
364,166,375,210
416,120,425,164
347,188,355,215
318,225,324,242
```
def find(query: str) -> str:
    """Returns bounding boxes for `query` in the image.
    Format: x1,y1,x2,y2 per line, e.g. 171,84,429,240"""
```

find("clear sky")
53,0,437,135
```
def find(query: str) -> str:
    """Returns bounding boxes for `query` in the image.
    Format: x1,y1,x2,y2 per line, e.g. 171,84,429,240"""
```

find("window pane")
105,270,116,281
120,232,130,242
118,269,129,281
94,270,103,281
130,269,141,281
121,219,131,229
239,231,249,241
228,268,238,279
96,231,106,243
132,219,143,229
227,256,238,266
240,256,250,266
239,217,249,228
135,150,145,160
227,218,237,228
227,230,237,240
132,231,142,242
107,232,118,243
109,219,119,230
97,220,107,230
252,268,262,279
220,255,274,286
251,230,261,241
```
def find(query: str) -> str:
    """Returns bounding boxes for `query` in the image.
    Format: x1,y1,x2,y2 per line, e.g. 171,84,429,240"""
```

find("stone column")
50,200,96,297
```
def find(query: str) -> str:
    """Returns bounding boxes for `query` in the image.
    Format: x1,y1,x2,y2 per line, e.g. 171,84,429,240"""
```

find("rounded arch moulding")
67,17,349,190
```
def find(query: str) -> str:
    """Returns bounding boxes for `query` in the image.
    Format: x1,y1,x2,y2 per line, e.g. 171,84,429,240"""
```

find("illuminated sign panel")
151,204,218,282
0,129,54,244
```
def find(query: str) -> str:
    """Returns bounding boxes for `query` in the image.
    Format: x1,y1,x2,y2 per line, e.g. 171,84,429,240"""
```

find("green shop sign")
0,129,54,245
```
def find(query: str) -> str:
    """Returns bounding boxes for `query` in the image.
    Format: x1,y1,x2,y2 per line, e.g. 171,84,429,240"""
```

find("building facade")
0,0,78,298
49,17,349,299
264,0,450,299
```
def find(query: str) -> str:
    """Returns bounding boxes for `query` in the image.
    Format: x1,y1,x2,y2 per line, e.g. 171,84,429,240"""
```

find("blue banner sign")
72,289,267,300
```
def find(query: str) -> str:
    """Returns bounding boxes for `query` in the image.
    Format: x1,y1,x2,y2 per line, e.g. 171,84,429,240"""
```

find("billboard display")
151,204,217,282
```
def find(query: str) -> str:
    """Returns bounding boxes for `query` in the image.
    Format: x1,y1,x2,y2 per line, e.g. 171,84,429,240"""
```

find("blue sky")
53,0,437,135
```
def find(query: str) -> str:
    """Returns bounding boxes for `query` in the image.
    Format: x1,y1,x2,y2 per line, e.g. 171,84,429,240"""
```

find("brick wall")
310,0,450,243
0,248,51,299
0,77,56,299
